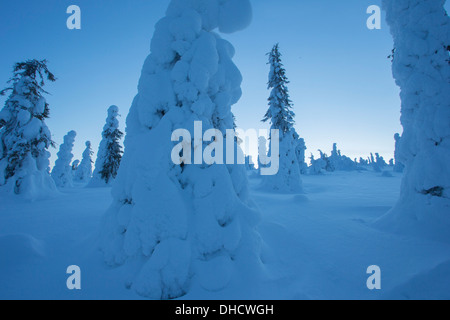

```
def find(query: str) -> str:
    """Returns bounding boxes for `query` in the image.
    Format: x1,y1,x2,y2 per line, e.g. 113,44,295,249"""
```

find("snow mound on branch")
166,0,252,34
218,0,252,33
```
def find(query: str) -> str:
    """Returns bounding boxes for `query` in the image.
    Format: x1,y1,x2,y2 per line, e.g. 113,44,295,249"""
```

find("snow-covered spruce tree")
100,0,262,299
317,149,334,172
369,152,381,172
309,153,326,175
376,0,450,235
0,59,57,200
261,44,302,192
375,153,387,168
51,131,76,188
393,133,405,173
328,144,339,172
75,141,93,183
294,133,307,174
90,106,123,186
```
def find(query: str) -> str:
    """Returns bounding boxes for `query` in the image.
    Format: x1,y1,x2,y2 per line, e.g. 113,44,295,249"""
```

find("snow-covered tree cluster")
309,143,357,175
100,0,262,299
49,105,124,188
90,105,123,187
378,0,450,229
309,153,327,175
370,152,387,172
261,44,303,193
0,60,57,200
328,143,357,172
51,131,77,188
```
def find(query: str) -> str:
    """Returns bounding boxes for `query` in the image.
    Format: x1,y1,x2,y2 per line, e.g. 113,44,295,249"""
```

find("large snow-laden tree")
377,0,450,237
75,141,93,183
90,106,123,186
51,131,76,188
0,59,57,200
100,0,262,299
262,44,303,193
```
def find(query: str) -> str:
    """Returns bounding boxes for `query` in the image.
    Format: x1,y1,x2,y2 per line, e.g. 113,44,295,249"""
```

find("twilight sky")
1,0,448,165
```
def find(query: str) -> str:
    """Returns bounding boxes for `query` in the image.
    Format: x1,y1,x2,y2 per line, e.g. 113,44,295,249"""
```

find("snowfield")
1,170,449,300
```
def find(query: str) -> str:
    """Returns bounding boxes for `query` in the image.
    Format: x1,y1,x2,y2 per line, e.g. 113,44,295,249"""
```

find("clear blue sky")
1,0,448,165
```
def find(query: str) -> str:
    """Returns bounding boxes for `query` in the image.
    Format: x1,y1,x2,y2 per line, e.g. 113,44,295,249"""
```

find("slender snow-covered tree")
262,44,302,193
100,0,261,299
90,106,123,186
393,133,404,173
294,133,307,174
262,44,295,133
375,153,387,168
75,141,93,183
0,59,57,199
377,0,450,234
52,131,76,188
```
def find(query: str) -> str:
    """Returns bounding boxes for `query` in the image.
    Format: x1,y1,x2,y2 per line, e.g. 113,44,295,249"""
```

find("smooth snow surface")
1,170,449,300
